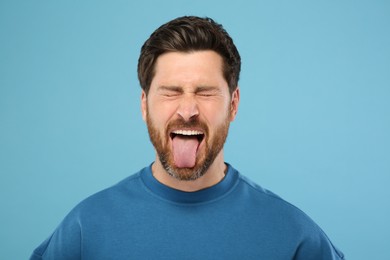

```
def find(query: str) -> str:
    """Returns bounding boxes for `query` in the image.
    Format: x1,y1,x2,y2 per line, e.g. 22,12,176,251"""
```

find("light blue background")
1,1,389,259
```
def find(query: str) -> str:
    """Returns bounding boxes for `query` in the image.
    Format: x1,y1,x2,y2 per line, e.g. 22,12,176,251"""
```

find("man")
31,16,344,259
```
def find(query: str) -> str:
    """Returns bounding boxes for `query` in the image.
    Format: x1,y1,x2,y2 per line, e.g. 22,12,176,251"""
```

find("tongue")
172,136,199,168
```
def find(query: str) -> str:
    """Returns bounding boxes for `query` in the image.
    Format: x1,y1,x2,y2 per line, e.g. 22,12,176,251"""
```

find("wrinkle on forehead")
150,51,227,91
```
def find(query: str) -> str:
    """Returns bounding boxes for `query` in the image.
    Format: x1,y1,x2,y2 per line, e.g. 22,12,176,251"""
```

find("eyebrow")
195,86,220,92
158,85,220,92
157,86,183,92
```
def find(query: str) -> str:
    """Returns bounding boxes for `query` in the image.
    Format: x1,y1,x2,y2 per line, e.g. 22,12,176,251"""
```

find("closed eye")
158,86,183,97
197,92,213,97
162,92,181,97
196,87,220,97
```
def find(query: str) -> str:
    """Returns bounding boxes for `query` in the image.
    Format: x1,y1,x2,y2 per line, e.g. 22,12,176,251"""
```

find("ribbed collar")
140,163,239,204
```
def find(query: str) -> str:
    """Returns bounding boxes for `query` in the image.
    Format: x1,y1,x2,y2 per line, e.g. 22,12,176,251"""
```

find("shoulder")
66,170,144,218
237,173,320,226
236,173,301,210
234,172,344,259
233,170,321,233
30,170,147,259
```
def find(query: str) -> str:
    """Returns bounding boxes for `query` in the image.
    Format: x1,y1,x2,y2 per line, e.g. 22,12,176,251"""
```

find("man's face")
142,51,239,181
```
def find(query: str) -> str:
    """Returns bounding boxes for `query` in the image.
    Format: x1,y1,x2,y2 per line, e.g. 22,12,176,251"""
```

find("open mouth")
169,129,205,168
170,129,205,142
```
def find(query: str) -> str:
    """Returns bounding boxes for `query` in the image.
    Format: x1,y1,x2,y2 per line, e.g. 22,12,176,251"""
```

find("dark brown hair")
137,16,241,95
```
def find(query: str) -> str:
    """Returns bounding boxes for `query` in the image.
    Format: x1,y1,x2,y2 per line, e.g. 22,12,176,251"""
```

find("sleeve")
293,229,345,260
29,212,82,260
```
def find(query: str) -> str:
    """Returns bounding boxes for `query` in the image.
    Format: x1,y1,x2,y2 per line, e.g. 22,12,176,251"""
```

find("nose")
176,95,199,121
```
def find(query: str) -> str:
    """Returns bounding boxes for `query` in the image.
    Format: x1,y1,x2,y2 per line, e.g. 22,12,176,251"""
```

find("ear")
141,90,147,121
230,87,240,121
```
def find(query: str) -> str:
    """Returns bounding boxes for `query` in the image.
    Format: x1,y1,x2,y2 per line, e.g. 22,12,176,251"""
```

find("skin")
141,50,240,192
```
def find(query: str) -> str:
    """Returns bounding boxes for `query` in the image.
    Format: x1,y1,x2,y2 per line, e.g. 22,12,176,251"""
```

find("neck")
152,151,226,192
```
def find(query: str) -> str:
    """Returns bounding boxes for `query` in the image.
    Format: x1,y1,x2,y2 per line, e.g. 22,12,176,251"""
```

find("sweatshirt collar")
140,163,239,204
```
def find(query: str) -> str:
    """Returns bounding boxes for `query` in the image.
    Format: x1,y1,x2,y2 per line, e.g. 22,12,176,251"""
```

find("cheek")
202,101,230,124
148,101,177,127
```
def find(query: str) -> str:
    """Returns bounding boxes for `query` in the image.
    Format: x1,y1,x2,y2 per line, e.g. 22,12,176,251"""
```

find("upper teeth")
172,130,203,136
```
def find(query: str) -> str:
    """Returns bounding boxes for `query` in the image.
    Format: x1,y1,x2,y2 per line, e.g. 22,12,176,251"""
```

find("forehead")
151,51,226,87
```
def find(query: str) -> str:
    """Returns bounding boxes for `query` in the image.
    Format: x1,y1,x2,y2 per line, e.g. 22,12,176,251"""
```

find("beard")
146,108,231,181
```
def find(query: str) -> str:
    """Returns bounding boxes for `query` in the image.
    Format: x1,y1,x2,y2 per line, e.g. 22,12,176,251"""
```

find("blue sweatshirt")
31,164,344,259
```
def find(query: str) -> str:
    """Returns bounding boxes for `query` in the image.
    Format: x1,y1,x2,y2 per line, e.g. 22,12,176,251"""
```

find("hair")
137,16,241,95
